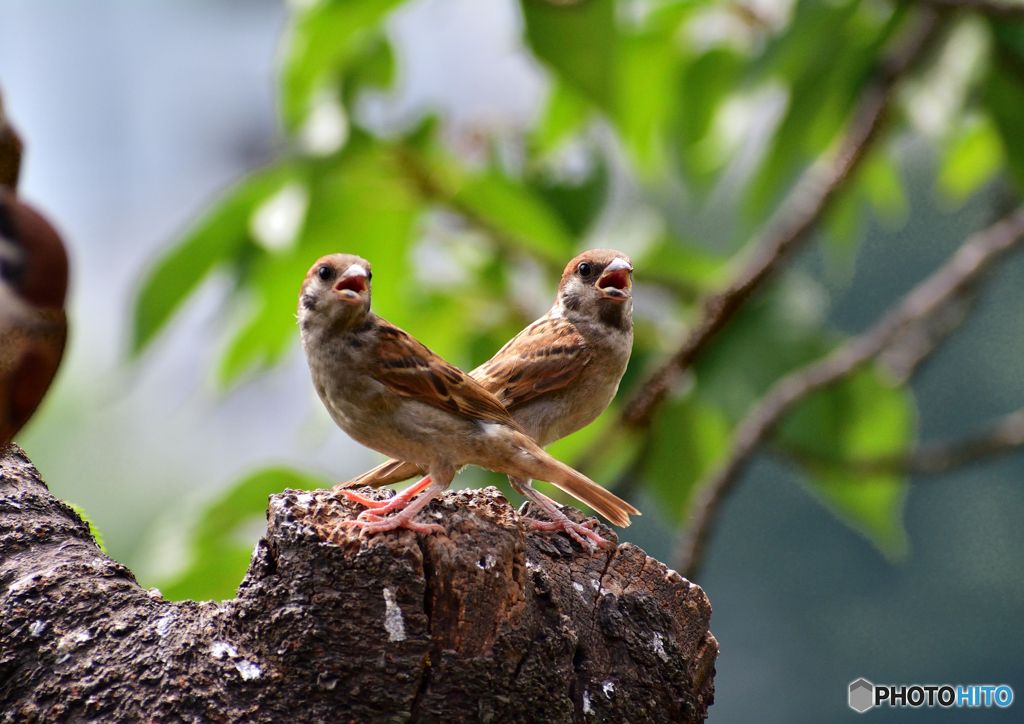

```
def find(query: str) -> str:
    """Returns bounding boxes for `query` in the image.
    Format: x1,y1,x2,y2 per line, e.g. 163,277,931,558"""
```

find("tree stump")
0,444,717,722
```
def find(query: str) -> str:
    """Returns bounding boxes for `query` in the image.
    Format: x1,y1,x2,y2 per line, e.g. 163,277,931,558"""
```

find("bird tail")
513,432,640,528
333,458,424,490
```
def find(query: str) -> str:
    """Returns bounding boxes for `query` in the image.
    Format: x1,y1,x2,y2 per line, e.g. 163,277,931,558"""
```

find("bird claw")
340,516,444,535
523,516,612,551
336,488,393,509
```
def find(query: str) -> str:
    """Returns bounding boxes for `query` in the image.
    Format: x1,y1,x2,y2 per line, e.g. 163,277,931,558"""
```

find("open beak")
334,264,369,303
597,258,632,300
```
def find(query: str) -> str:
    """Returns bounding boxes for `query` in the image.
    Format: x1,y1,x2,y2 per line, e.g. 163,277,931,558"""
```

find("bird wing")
471,315,592,411
370,318,525,433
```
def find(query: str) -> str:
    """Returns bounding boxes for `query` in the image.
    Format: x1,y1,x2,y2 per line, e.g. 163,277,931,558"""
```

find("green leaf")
132,162,301,355
280,0,404,130
521,0,616,110
678,49,743,148
614,27,682,174
858,149,908,227
985,50,1024,191
676,48,744,186
455,170,576,262
778,365,913,558
746,0,897,216
341,32,395,106
161,467,329,602
937,114,1004,205
822,183,862,255
644,396,731,524
533,80,592,154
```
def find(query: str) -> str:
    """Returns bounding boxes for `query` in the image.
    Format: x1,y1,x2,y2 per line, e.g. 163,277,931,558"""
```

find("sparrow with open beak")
0,190,69,446
298,253,639,536
337,249,636,548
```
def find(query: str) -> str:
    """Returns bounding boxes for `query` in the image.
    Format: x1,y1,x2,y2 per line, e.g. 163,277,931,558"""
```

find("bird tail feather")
513,433,639,528
333,459,423,490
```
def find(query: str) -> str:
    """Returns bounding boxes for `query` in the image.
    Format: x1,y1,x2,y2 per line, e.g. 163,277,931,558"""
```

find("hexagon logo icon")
849,679,874,713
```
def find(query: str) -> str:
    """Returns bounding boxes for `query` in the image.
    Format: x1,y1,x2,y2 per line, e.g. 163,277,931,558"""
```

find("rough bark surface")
0,444,717,723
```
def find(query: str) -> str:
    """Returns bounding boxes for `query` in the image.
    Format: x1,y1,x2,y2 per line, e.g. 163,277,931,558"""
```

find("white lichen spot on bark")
236,659,262,681
156,613,175,638
383,587,406,642
652,632,669,662
583,690,595,714
210,641,238,660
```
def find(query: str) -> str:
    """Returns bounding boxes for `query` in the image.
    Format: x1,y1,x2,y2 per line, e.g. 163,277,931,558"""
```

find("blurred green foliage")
134,0,1024,600
160,468,331,601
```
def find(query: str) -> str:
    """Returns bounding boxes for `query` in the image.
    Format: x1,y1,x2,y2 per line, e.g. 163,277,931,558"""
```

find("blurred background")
3,0,1024,721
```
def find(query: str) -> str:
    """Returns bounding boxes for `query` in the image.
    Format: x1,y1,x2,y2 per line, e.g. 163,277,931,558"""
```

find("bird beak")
597,258,632,300
334,264,369,303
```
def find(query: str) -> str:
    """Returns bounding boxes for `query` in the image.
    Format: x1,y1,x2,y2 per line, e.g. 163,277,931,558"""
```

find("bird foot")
341,504,445,535
336,488,393,509
523,516,612,551
338,474,434,515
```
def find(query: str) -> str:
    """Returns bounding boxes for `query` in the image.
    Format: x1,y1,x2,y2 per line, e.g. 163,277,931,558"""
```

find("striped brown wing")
471,315,592,411
370,318,524,432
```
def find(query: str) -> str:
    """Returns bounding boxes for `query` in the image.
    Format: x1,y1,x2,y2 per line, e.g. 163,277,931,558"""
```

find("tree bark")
0,444,717,723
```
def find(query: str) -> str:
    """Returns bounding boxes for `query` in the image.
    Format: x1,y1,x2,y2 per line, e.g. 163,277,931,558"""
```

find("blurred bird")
298,253,638,537
0,91,22,190
0,190,69,446
337,249,636,548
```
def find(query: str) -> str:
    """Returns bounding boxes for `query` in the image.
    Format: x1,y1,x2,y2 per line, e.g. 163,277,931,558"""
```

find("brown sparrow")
0,190,69,446
337,249,635,548
298,253,639,536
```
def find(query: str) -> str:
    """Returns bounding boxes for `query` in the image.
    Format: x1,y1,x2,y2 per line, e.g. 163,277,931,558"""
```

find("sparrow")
337,249,635,548
0,189,69,446
298,253,639,536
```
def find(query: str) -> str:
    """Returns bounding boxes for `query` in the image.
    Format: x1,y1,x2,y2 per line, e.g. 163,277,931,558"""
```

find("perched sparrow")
298,253,639,536
0,190,69,446
338,249,635,548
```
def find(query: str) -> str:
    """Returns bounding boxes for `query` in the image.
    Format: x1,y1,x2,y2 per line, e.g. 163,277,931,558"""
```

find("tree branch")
618,7,944,430
778,406,1024,476
676,205,1024,580
1,444,717,722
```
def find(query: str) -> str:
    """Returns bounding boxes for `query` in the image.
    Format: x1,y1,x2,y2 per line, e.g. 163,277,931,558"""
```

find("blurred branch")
777,407,1024,476
0,88,22,191
924,0,1024,20
617,8,944,431
395,146,566,277
676,205,1024,580
877,285,975,382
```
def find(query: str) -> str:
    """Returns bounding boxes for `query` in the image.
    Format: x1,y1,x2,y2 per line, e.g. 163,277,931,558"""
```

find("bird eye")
318,266,333,281
577,262,592,277
367,271,372,282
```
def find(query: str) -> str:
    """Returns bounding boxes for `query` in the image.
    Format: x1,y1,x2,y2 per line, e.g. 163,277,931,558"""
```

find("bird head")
555,249,633,329
298,253,373,332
